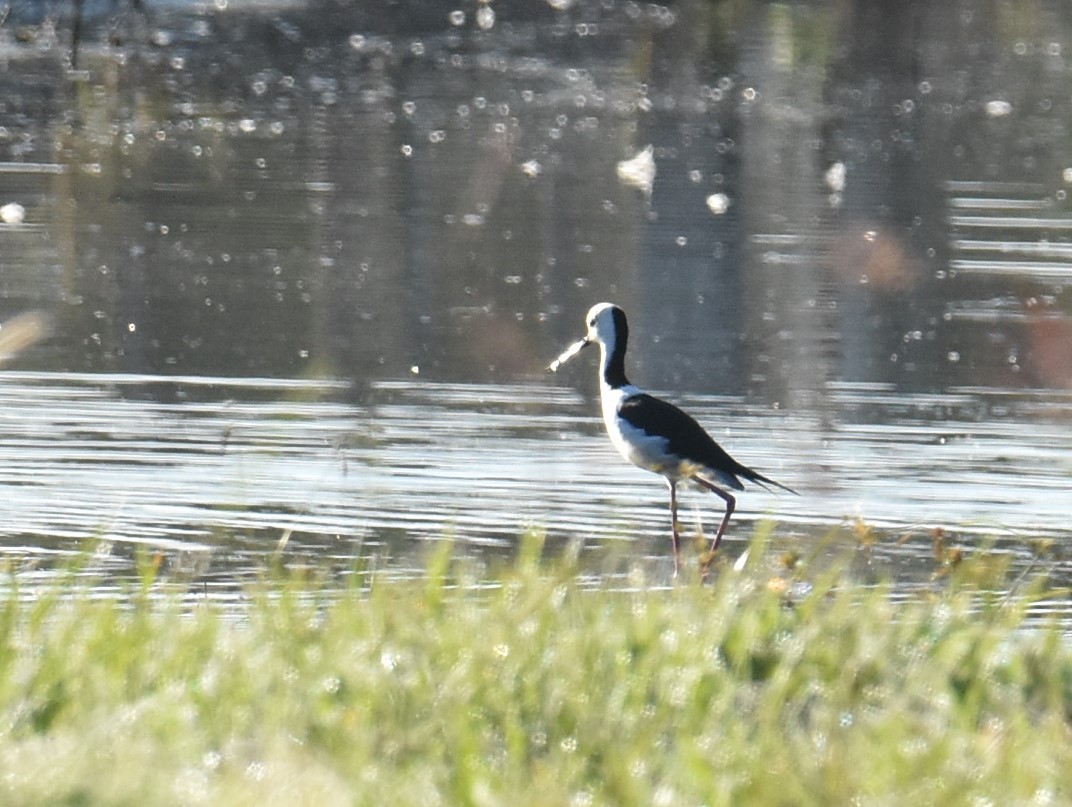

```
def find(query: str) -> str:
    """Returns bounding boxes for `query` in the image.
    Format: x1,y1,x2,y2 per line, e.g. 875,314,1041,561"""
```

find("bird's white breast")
600,384,681,477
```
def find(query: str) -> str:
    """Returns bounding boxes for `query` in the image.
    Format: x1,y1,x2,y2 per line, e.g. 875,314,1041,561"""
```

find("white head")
581,302,624,347
548,302,629,375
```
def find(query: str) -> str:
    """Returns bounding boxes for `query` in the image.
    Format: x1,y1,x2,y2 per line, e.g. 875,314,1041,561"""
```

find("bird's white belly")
601,384,690,479
609,415,674,473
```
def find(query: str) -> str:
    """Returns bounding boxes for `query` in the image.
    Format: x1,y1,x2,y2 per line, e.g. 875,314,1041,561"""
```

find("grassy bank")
0,532,1070,805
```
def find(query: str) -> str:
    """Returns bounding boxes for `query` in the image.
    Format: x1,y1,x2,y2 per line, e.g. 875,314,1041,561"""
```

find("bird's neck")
599,332,630,390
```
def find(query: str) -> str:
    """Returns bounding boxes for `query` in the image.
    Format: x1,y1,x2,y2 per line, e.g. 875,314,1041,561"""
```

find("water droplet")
0,202,26,225
825,162,846,192
985,100,1012,117
705,193,730,215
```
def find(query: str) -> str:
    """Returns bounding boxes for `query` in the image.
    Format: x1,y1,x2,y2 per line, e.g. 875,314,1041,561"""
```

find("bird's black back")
618,393,795,494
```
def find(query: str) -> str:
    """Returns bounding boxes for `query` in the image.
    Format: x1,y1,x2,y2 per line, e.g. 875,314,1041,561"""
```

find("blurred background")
1,0,1070,592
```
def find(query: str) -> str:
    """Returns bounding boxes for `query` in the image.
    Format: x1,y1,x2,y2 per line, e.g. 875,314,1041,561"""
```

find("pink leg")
666,479,680,577
693,477,736,558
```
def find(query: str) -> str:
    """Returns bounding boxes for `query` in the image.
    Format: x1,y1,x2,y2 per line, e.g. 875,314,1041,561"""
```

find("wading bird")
550,302,796,576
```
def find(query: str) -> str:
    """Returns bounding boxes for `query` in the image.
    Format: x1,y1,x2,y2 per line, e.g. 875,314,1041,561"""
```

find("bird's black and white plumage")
550,302,796,576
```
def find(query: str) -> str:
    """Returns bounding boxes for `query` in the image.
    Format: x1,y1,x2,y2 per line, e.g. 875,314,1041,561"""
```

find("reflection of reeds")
0,310,51,363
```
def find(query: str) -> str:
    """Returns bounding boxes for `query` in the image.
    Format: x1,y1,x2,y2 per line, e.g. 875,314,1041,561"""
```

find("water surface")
0,0,1071,599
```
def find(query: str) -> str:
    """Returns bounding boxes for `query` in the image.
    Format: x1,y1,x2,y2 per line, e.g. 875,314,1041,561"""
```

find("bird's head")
582,302,625,346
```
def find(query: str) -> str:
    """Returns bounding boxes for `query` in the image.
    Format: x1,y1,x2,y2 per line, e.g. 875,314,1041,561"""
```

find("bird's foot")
698,548,721,582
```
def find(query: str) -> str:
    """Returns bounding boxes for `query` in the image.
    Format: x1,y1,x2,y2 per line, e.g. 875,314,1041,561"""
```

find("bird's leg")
692,477,736,573
667,479,680,578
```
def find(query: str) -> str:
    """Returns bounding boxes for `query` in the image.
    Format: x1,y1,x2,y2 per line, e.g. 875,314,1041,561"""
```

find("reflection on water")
1,372,1070,601
1,1,1071,597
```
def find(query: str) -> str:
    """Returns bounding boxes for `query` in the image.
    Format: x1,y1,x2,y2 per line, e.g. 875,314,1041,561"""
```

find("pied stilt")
550,302,797,576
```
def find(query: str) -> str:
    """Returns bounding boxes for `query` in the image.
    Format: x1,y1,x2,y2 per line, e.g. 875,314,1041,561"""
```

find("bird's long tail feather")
743,469,798,496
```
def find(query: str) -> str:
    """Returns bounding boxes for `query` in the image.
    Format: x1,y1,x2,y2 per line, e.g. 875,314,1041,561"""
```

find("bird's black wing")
618,393,796,494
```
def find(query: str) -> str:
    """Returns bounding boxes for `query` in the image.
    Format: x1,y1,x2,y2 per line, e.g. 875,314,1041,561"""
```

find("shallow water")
0,371,1069,602
0,0,1071,600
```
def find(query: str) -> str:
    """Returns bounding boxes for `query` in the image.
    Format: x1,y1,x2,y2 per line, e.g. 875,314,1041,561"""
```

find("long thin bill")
548,338,588,372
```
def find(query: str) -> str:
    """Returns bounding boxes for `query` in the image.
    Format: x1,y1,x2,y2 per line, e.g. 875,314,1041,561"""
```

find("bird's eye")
587,318,595,327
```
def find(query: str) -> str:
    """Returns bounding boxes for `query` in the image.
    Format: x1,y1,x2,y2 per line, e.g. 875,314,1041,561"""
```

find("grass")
0,529,1071,805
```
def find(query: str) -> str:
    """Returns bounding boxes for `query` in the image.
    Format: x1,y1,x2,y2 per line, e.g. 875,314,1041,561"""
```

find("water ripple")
0,372,1069,596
